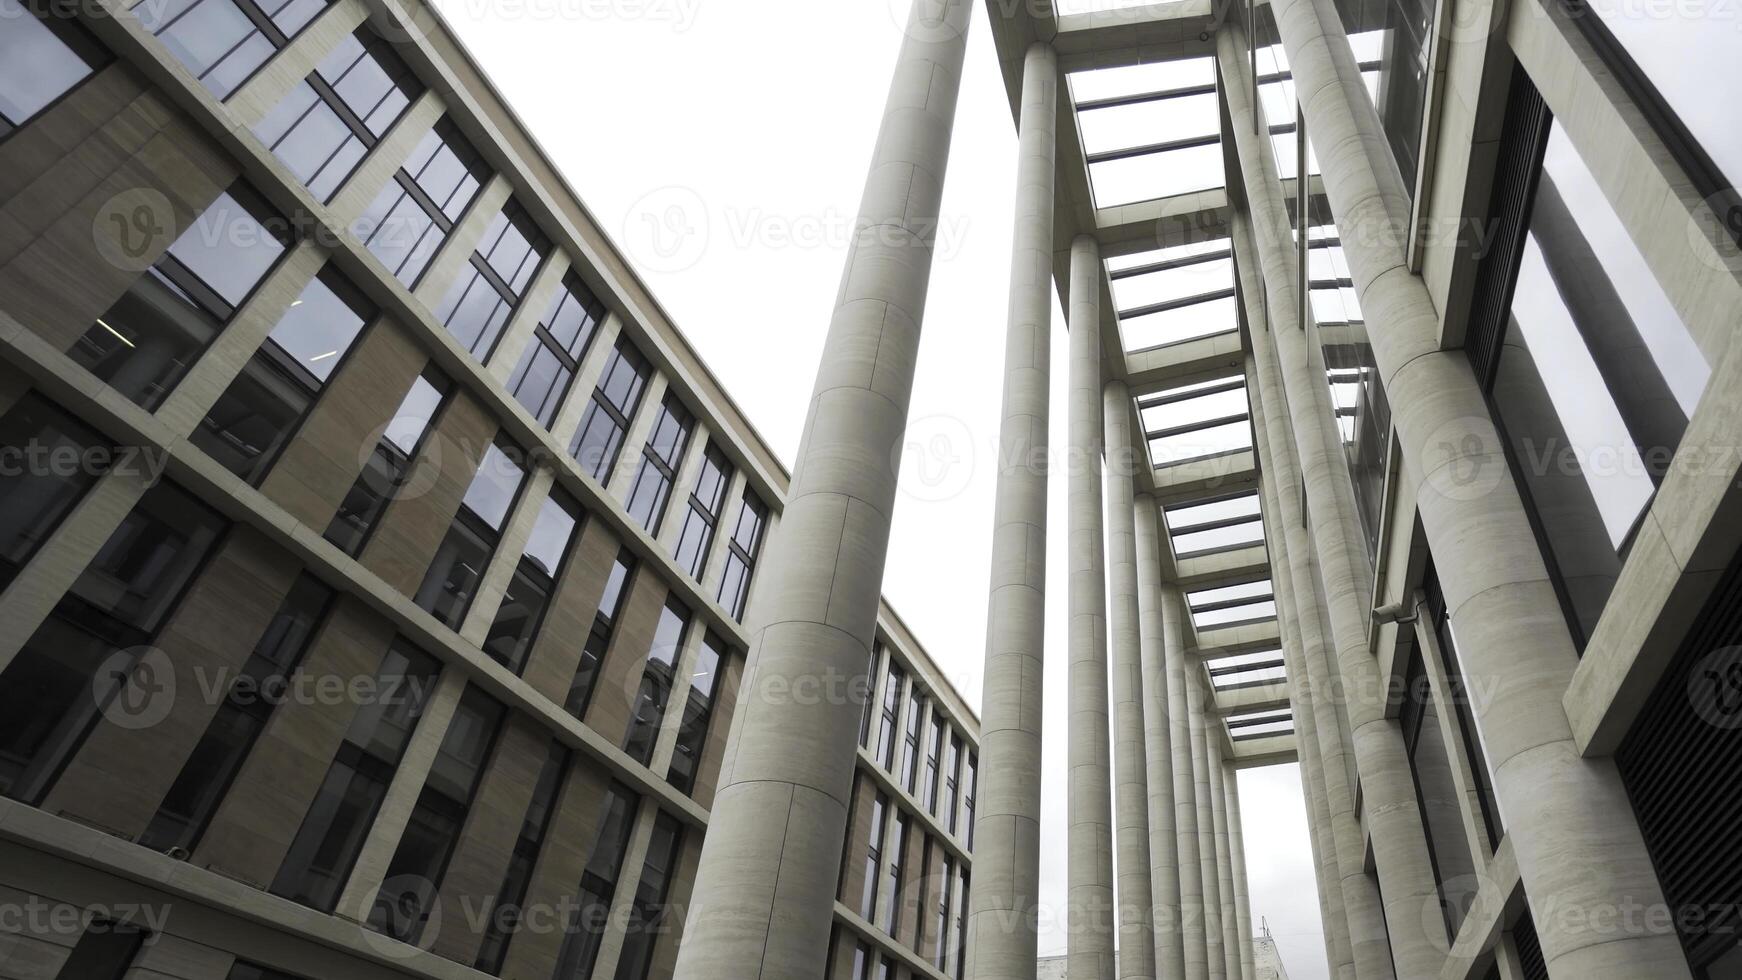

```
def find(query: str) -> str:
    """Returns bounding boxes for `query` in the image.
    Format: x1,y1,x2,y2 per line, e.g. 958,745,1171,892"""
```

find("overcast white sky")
430,1,1327,974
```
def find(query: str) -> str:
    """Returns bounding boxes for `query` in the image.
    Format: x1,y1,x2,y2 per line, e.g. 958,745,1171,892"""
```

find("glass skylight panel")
1189,579,1277,628
1112,256,1234,311
1149,415,1251,466
1089,142,1226,208
1166,491,1261,530
1070,57,1214,104
1107,239,1228,273
1140,386,1247,433
1053,0,1168,15
1077,91,1220,154
1228,710,1294,739
1209,650,1287,689
1166,489,1266,556
1122,294,1239,350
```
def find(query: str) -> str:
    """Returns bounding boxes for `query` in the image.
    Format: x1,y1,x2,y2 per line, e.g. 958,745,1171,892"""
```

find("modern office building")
3,0,1740,978
0,0,980,978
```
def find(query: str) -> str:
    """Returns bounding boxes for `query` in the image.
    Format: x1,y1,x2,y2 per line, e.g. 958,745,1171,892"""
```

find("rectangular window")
269,641,441,911
935,856,955,969
0,394,111,594
137,0,331,99
0,0,110,136
954,868,969,978
625,394,693,534
671,445,731,580
75,185,292,410
140,573,335,853
358,117,488,287
190,265,375,484
882,812,908,934
1400,647,1479,943
413,437,528,628
567,549,634,718
623,599,691,766
569,337,651,481
507,272,606,427
715,489,767,620
0,480,226,804
962,753,978,848
611,810,684,980
858,647,878,749
943,732,962,832
323,368,449,556
922,712,944,812
553,785,638,980
874,661,903,771
899,693,925,794
861,793,887,919
667,632,725,795
367,687,505,944
252,27,421,201
482,489,579,674
473,739,567,974
56,920,147,980
433,199,550,361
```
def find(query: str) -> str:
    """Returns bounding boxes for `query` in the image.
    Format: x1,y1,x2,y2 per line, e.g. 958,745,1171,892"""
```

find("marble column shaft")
1163,584,1212,980
1133,495,1188,979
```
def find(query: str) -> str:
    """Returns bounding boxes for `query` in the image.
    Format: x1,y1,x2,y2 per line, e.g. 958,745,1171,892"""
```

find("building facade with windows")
0,0,978,978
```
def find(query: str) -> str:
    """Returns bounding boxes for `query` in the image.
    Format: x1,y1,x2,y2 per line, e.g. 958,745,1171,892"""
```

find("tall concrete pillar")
966,38,1056,980
1163,585,1211,980
672,2,972,975
1133,495,1188,979
1225,767,1258,980
1216,24,1438,978
1246,351,1360,980
1187,668,1226,980
1067,233,1117,980
1104,379,1157,980
1209,735,1242,980
1265,0,1692,972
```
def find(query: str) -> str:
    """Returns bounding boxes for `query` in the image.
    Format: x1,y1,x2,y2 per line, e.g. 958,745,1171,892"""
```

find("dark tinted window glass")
611,811,684,980
190,266,374,483
508,273,605,427
139,0,332,99
141,573,334,852
716,490,767,620
0,480,226,803
253,28,421,201
270,642,441,910
667,634,725,796
553,785,638,979
433,201,550,361
569,338,650,481
368,687,504,944
55,921,147,980
625,396,693,533
483,490,578,673
0,0,109,134
359,118,487,286
74,186,291,409
0,394,111,593
672,446,730,580
567,551,633,717
415,439,527,628
474,740,567,973
324,369,449,555
622,600,689,766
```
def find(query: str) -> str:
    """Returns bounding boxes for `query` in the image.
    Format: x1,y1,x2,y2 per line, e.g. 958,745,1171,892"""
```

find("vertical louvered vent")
1463,62,1551,386
1513,911,1548,980
1616,547,1742,971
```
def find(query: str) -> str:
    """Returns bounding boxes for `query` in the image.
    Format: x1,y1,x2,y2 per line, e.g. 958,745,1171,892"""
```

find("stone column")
1187,668,1226,980
1208,734,1242,980
1067,233,1117,980
967,37,1056,980
1267,0,1692,972
1105,380,1157,980
671,2,972,975
1216,24,1438,978
1133,495,1188,978
1163,585,1211,980
1225,767,1258,980
1247,350,1359,980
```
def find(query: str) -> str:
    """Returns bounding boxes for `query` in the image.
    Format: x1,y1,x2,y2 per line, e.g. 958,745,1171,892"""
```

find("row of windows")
833,837,972,980
4,4,774,621
0,422,699,978
856,645,978,844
